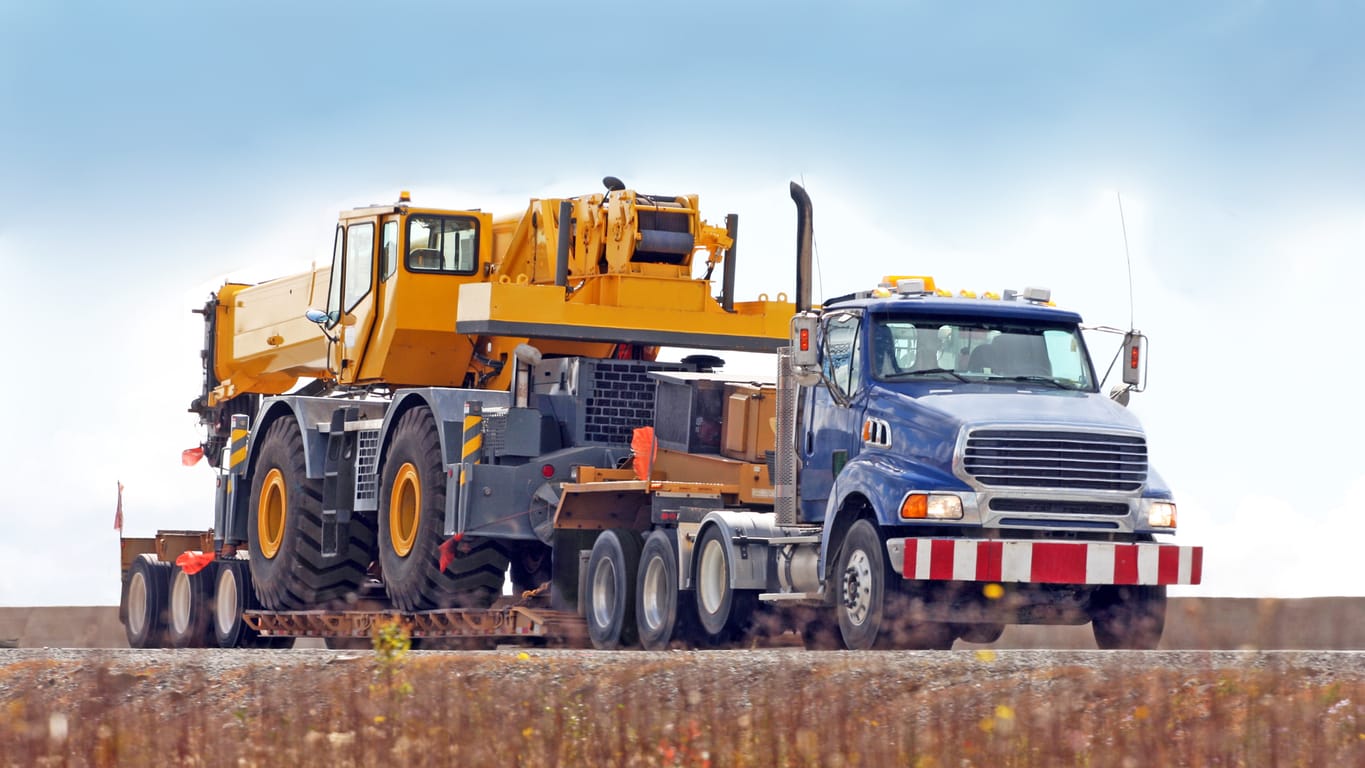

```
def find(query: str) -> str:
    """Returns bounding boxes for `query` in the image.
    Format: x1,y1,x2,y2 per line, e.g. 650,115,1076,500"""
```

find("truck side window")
343,222,375,313
407,215,479,274
380,220,399,281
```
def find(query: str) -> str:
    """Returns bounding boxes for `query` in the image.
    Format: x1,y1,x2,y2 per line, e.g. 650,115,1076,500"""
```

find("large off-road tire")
124,555,172,649
248,415,375,610
586,529,643,649
835,519,887,650
693,524,757,646
636,530,692,650
214,559,292,649
379,406,507,611
169,562,216,648
1089,585,1167,650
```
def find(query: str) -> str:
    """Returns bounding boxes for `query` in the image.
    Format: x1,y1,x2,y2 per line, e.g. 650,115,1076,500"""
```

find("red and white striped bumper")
886,538,1203,586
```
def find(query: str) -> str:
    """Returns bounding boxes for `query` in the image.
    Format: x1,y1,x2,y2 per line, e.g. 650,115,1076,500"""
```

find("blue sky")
2,2,1362,604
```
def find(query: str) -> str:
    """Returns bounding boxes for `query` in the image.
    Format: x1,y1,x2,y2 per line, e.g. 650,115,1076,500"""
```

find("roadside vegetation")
0,637,1360,767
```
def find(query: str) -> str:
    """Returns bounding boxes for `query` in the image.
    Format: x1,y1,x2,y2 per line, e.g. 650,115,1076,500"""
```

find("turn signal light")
899,493,964,520
1147,501,1177,528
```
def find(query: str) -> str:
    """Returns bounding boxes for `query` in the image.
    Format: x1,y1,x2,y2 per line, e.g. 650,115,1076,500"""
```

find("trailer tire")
635,530,689,650
693,524,757,645
169,562,216,648
1089,585,1166,650
125,555,171,649
215,559,292,649
834,519,887,651
586,528,643,649
249,415,374,610
379,406,507,611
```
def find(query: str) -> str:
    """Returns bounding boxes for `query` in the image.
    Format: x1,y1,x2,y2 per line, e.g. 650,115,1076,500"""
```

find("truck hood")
888,387,1145,434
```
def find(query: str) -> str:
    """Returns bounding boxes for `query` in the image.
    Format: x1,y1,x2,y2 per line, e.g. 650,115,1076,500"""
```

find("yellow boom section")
210,269,331,404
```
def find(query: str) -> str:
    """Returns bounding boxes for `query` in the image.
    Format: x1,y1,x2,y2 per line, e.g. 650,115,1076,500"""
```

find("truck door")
797,311,866,522
324,217,380,383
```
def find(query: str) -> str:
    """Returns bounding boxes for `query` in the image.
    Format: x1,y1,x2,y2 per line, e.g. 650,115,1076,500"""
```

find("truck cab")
806,278,1173,539
793,276,1193,649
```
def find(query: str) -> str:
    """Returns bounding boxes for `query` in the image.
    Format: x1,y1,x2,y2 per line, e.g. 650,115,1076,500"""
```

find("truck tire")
215,559,292,649
1089,585,1166,650
586,528,643,649
635,530,689,650
248,415,374,610
834,519,887,651
379,406,507,611
169,562,215,648
693,524,757,645
125,555,172,649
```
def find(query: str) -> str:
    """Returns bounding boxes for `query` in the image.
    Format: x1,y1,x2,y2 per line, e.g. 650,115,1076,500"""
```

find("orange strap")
174,551,216,575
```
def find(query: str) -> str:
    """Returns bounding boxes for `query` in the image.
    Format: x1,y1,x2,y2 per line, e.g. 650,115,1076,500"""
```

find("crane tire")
379,406,507,611
125,555,172,649
248,415,375,610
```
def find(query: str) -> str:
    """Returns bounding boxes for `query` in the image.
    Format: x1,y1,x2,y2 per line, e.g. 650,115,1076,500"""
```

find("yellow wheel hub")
390,462,421,558
258,468,287,560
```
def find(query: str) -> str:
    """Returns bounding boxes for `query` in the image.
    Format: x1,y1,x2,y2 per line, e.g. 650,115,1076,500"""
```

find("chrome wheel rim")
842,549,873,627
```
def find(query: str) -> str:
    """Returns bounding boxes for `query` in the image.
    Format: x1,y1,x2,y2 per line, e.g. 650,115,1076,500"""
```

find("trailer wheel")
215,559,292,649
125,555,171,649
1089,585,1166,650
248,415,374,610
834,519,887,651
635,530,690,650
379,406,507,611
693,524,757,645
169,562,216,648
586,529,643,649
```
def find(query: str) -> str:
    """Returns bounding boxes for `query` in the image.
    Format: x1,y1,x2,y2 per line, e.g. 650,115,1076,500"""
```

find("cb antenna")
1116,191,1135,329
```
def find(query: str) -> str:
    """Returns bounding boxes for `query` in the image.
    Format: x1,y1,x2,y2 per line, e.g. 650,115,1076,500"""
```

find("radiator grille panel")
964,429,1147,491
355,429,380,505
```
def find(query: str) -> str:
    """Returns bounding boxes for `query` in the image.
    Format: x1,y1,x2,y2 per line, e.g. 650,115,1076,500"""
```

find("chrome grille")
963,429,1147,491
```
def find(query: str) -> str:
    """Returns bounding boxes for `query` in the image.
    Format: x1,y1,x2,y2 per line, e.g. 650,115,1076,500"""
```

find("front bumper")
885,538,1202,586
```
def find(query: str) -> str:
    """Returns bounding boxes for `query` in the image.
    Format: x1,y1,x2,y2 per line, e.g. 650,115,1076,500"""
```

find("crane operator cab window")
407,215,479,274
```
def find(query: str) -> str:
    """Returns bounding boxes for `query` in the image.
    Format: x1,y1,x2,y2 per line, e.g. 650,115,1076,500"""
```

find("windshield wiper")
988,375,1076,390
883,368,969,383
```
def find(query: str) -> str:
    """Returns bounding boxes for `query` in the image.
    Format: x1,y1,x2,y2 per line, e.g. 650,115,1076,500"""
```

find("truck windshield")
871,316,1096,391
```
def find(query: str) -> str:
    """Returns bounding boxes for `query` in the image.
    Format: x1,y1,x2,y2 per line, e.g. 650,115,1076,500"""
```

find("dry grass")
1,646,1362,767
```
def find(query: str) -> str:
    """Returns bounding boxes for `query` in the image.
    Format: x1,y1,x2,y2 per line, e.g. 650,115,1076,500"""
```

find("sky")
1,1,1362,605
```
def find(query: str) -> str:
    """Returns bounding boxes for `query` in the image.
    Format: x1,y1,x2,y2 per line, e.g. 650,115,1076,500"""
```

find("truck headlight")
1147,501,1177,528
900,493,964,520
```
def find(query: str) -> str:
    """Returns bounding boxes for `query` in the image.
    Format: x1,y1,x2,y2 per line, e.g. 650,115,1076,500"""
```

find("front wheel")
835,519,886,650
1089,585,1167,650
585,529,643,649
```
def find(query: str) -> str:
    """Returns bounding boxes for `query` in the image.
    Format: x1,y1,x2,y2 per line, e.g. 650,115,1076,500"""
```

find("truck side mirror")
305,308,329,325
1121,331,1147,391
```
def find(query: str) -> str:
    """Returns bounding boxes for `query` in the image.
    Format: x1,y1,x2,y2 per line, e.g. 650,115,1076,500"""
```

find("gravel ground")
3,647,1363,715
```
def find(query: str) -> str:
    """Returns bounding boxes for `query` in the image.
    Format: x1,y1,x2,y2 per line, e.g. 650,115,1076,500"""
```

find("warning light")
1129,345,1140,369
541,464,555,478
799,328,810,351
